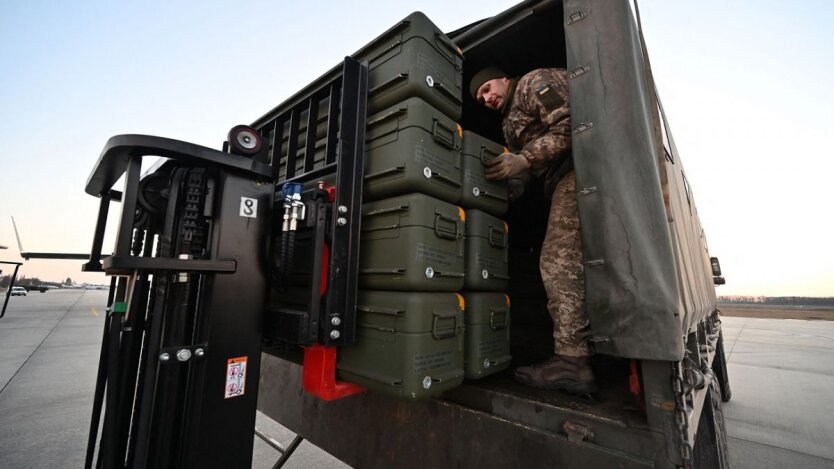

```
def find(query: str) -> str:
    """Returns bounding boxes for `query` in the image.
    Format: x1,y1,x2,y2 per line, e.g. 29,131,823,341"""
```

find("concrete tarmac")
1,289,832,468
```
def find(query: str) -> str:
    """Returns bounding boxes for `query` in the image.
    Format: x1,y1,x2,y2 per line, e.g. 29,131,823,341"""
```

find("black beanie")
469,67,507,99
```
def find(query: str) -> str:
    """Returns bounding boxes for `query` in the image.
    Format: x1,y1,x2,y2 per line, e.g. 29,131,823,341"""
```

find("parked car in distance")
10,286,28,296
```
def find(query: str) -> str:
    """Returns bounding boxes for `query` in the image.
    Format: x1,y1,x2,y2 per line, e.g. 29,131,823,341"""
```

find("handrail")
85,134,272,197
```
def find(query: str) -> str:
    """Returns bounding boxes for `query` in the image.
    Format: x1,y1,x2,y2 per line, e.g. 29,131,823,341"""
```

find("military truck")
77,1,730,468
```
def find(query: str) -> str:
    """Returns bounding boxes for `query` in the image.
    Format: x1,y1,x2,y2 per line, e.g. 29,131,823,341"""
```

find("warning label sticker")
225,356,247,399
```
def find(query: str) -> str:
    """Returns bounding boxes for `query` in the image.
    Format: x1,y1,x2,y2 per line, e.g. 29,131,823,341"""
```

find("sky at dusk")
1,0,832,296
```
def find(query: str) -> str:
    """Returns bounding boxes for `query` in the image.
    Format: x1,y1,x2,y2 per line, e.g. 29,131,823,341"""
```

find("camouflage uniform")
501,68,591,357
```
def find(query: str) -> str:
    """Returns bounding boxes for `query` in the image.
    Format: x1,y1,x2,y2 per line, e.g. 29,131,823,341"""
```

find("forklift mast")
82,57,368,469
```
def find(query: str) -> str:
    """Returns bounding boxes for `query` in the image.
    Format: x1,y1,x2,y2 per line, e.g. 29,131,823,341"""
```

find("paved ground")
721,315,834,468
1,289,832,468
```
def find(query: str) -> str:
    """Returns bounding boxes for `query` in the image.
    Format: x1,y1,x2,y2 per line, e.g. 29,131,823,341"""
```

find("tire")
691,381,731,469
712,330,732,403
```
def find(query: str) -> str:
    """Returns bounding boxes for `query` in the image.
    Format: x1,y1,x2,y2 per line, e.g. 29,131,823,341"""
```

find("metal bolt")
331,316,342,326
176,349,192,362
422,376,432,390
338,205,348,214
484,359,492,369
425,267,435,279
337,217,347,226
422,167,432,179
194,348,205,357
330,330,341,340
159,352,171,362
425,75,435,87
481,269,489,279
472,187,481,197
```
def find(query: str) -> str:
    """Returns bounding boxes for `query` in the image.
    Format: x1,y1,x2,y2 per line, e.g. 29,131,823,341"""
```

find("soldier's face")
476,77,510,111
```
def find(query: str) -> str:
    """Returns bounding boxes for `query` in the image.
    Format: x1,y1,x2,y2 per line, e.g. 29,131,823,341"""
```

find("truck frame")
74,1,731,468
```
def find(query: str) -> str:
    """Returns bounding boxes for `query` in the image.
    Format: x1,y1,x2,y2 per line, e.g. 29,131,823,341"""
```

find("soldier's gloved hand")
485,152,530,181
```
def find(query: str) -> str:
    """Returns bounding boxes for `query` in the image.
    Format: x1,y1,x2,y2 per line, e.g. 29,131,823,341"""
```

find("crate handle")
479,146,502,166
433,31,461,63
364,203,409,217
430,269,465,278
430,79,463,106
432,310,458,339
488,226,506,248
476,189,508,203
367,107,408,127
434,213,459,240
429,171,462,189
364,166,405,181
489,308,508,330
369,73,409,97
356,305,406,316
358,268,406,275
431,120,457,149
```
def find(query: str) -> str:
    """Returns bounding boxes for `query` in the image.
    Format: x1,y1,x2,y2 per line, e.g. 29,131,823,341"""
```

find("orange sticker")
504,294,511,306
457,207,466,222
455,293,466,311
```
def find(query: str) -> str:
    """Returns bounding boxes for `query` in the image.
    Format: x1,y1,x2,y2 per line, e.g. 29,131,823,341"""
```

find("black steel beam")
102,257,236,275
83,190,114,272
303,97,320,174
323,57,368,346
286,108,300,179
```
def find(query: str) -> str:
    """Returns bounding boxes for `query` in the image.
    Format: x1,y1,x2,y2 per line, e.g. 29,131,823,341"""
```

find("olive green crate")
361,11,463,119
460,130,509,216
462,292,512,379
337,290,465,399
364,97,462,203
464,209,509,291
360,193,465,291
268,11,463,180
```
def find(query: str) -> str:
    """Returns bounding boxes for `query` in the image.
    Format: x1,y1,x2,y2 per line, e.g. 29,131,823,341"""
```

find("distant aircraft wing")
11,216,105,261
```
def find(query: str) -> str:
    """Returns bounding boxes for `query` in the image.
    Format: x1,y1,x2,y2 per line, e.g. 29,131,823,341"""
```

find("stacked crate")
266,12,465,400
268,12,512,399
337,13,466,400
458,131,513,379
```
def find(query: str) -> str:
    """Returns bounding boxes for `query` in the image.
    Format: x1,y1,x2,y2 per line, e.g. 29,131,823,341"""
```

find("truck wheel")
691,381,730,469
712,330,732,403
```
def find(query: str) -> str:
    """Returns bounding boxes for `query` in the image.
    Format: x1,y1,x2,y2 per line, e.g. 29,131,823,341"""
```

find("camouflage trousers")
539,171,591,357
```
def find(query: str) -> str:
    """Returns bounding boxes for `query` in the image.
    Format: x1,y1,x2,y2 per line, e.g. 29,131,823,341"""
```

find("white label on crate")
239,197,258,218
224,356,247,399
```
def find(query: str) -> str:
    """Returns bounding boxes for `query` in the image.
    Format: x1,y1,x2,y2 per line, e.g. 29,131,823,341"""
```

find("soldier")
471,67,596,394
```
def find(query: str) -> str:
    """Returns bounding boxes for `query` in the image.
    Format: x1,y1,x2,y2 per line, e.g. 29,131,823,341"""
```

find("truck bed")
258,347,660,469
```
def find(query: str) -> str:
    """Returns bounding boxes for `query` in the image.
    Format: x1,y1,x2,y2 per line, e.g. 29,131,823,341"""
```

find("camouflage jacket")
501,68,572,178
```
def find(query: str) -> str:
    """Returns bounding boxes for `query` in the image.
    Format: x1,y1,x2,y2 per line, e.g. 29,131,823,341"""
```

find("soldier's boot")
513,355,597,394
